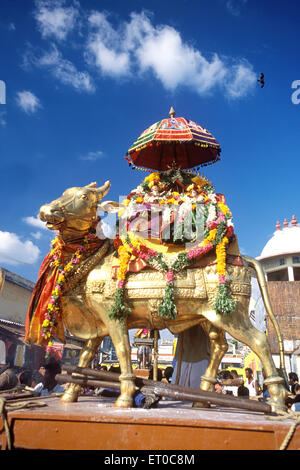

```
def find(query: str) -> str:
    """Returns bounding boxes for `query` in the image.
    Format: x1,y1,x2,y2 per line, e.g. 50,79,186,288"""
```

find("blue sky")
0,0,300,283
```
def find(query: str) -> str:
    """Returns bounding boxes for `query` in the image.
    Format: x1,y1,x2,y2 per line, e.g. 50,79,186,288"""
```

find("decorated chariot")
2,109,300,451
22,108,288,416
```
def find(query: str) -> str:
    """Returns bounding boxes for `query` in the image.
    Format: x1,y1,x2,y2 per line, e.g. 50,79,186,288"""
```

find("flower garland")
41,230,100,355
107,245,132,321
110,170,236,321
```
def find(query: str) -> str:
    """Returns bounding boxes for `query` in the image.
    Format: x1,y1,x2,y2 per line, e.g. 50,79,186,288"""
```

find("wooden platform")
1,396,299,451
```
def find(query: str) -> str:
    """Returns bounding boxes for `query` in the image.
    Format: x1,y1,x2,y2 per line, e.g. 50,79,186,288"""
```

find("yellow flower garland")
216,236,229,278
217,201,231,217
203,228,217,245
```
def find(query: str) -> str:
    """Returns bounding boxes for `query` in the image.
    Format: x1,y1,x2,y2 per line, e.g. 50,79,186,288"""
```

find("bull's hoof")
60,389,79,403
268,399,287,414
192,401,211,409
114,395,134,408
264,376,288,414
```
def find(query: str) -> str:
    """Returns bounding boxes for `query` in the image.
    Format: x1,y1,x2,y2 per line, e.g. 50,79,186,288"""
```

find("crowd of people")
214,367,300,410
0,357,65,396
214,367,259,398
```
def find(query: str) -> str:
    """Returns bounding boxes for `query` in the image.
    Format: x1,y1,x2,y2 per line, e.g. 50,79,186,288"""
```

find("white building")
252,216,300,377
257,215,300,282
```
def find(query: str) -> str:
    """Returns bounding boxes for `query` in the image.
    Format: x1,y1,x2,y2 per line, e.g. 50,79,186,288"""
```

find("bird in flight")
257,73,264,88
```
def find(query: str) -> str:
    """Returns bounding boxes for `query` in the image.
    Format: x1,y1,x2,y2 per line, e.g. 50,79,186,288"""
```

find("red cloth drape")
25,237,104,346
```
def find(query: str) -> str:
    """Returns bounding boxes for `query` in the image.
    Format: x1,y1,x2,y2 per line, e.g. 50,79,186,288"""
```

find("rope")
0,397,47,450
267,409,300,450
0,398,11,450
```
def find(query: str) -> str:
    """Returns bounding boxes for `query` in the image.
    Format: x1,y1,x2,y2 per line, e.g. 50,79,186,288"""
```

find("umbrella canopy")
125,108,221,171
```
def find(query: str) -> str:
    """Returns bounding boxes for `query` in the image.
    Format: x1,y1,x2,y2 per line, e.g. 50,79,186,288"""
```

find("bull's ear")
96,180,111,201
98,200,120,213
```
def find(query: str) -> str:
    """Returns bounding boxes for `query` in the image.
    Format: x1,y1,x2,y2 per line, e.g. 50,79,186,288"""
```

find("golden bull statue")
24,179,288,412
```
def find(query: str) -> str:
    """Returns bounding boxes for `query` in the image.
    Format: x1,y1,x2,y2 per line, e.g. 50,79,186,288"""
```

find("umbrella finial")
169,106,176,118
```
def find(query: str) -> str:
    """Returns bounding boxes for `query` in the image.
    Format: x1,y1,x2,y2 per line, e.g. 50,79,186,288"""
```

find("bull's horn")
98,200,120,213
96,180,111,200
86,182,98,188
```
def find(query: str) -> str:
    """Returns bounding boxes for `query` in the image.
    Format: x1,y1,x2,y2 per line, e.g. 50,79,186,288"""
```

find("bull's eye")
81,194,88,200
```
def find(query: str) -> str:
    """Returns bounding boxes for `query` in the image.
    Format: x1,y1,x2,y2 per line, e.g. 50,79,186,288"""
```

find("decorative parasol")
125,107,221,171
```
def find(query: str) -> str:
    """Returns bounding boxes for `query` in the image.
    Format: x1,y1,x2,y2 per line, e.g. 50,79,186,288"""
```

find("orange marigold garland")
41,230,100,355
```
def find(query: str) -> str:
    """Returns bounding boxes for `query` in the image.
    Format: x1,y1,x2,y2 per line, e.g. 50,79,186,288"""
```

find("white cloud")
16,91,42,114
34,0,78,41
88,41,130,78
79,150,105,161
25,44,95,93
86,12,130,77
29,6,256,100
135,26,227,93
23,215,48,230
0,231,40,265
31,231,43,240
224,61,256,99
86,11,256,99
226,0,248,16
0,111,6,127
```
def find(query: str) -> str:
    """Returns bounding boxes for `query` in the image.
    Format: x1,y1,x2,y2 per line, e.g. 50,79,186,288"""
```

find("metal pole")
153,330,159,381
58,366,273,414
175,333,183,385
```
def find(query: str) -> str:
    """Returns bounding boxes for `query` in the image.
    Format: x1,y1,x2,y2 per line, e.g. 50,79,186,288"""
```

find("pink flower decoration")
187,243,213,260
166,271,174,283
219,275,226,284
118,279,125,288
138,248,158,260
187,249,196,260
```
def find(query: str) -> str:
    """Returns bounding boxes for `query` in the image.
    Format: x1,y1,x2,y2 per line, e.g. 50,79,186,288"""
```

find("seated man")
291,384,300,412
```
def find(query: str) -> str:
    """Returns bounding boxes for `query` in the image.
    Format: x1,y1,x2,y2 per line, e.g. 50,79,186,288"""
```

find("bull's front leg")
60,337,103,403
103,316,136,408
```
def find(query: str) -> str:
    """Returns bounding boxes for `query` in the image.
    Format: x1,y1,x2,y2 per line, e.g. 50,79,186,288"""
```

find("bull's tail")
242,255,288,386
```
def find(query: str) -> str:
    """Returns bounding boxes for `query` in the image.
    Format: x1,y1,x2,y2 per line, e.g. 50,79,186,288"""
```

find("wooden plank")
1,397,299,450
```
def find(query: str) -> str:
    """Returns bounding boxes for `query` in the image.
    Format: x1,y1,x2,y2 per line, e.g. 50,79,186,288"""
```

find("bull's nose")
39,204,64,224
